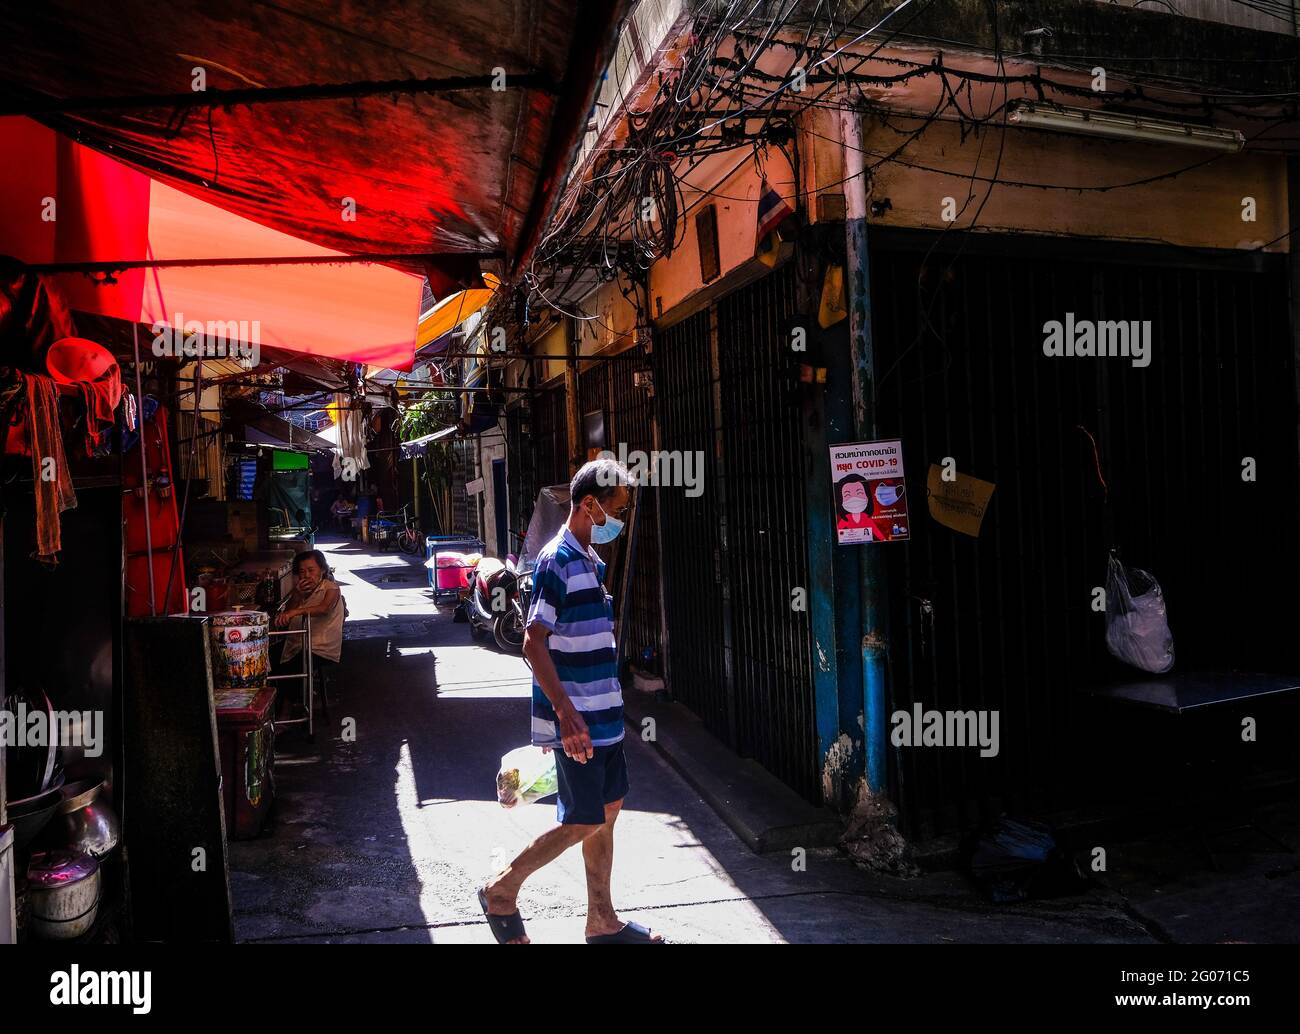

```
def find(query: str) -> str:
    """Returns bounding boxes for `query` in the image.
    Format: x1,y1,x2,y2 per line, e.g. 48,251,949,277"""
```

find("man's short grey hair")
570,457,633,506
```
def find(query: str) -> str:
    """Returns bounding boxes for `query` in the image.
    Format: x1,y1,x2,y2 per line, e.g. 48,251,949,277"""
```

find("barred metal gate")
532,381,568,488
871,238,1299,839
505,403,536,552
716,268,816,799
656,264,819,801
574,346,662,665
655,309,730,738
608,344,661,666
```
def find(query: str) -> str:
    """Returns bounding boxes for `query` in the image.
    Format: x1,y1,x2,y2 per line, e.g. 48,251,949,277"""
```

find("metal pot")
55,778,119,857
27,849,100,941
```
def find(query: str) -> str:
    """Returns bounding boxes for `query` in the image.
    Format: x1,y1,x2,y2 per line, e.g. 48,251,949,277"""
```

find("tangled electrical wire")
459,0,1300,389
519,0,935,328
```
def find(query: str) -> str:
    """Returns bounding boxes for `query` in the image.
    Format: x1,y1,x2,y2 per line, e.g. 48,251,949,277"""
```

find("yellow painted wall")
859,114,1288,251
537,320,568,382
648,147,797,318
574,279,641,356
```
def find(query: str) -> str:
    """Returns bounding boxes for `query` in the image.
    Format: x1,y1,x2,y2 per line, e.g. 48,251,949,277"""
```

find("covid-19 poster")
829,439,910,545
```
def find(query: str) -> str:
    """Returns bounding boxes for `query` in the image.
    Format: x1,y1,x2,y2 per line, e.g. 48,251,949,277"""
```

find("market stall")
1,285,138,941
0,0,629,943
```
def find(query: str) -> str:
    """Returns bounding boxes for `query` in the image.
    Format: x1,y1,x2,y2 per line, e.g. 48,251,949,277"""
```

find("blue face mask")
589,499,625,544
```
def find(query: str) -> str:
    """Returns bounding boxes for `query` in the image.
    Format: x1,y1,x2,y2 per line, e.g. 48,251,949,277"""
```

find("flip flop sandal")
586,920,663,944
477,888,528,944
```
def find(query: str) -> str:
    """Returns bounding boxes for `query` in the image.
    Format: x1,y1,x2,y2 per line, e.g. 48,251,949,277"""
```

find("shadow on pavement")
228,539,1299,944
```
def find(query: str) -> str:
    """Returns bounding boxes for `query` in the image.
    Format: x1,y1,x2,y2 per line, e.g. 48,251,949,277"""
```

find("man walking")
478,457,664,944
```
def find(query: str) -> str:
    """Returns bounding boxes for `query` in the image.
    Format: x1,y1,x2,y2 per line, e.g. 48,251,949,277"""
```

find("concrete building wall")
538,319,569,382
863,116,1289,250
574,279,642,356
648,148,798,319
477,425,508,556
793,103,1289,252
1098,0,1297,35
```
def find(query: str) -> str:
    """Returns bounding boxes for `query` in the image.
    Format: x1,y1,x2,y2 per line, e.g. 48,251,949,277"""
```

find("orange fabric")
25,373,77,562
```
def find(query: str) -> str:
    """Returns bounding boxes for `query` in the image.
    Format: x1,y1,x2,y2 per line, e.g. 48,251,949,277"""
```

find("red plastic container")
214,686,276,840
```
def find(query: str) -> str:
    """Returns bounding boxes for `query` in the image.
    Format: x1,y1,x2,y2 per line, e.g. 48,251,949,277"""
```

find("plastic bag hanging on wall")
1104,553,1175,674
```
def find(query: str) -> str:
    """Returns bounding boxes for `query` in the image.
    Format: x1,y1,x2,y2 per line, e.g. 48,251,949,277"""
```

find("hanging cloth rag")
25,373,76,562
331,392,370,480
76,364,123,456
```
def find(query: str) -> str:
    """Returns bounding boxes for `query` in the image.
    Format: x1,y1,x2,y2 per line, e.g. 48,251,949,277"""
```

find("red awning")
0,118,423,369
0,1,632,286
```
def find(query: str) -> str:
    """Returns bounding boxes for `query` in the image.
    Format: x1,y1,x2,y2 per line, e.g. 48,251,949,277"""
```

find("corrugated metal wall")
871,239,1299,839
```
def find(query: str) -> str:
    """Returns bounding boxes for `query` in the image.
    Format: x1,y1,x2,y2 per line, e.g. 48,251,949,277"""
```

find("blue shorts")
554,740,629,825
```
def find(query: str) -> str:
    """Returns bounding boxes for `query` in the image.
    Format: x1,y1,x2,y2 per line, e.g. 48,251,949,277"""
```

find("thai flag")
755,178,794,250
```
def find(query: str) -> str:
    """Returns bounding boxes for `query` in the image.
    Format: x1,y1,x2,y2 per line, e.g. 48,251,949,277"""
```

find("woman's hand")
274,609,297,629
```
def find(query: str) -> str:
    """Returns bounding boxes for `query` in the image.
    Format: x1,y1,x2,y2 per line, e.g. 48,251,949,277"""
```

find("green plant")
397,394,456,442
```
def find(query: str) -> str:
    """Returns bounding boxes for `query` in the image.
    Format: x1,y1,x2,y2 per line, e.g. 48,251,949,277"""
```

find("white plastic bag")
1104,554,1174,674
495,745,558,809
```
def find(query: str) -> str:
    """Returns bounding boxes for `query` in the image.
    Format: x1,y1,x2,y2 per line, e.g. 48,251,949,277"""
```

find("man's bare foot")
483,878,530,944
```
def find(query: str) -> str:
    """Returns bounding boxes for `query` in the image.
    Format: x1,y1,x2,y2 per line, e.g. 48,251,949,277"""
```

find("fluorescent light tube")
1006,101,1244,153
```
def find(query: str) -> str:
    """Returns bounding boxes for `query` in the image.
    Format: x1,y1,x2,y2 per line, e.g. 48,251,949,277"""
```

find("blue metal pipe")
840,106,891,796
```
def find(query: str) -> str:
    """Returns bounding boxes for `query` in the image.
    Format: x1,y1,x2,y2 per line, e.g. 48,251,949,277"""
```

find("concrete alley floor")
227,536,1300,944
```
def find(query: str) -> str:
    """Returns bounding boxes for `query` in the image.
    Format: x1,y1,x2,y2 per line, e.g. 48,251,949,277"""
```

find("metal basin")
8,771,66,852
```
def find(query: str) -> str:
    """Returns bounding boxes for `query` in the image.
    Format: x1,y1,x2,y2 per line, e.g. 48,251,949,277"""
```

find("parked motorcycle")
465,554,527,653
461,486,570,655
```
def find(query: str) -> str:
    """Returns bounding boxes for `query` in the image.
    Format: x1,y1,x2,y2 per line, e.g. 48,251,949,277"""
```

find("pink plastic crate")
435,551,477,591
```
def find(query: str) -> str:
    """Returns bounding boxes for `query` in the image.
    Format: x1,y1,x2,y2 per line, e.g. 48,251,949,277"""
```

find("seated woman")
274,550,346,695
329,492,356,531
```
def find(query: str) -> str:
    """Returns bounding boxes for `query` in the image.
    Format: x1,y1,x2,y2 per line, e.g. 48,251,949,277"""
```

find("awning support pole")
412,455,421,522
131,322,157,616
26,252,501,276
1,74,559,118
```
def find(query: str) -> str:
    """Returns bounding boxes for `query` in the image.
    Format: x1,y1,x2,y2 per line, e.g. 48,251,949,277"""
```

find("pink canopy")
0,117,422,370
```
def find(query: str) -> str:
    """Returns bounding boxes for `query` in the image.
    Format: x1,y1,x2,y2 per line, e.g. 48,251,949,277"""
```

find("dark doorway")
869,232,1299,839
492,458,508,558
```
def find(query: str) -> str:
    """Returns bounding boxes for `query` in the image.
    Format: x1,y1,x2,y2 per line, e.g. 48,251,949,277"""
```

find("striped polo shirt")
526,526,623,747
